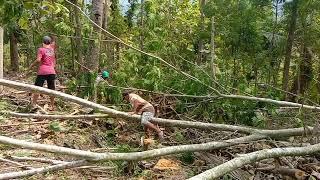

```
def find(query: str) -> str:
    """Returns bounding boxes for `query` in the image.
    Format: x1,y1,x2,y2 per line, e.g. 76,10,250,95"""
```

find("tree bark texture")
210,16,216,80
10,32,19,72
72,0,84,72
189,143,320,180
289,47,313,102
197,0,206,63
86,0,104,72
282,0,299,99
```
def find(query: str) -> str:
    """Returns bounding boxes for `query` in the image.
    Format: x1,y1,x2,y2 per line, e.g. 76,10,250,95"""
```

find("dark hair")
43,36,52,45
122,90,133,99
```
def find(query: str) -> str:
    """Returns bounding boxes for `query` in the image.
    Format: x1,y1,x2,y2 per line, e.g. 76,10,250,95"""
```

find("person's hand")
23,70,32,78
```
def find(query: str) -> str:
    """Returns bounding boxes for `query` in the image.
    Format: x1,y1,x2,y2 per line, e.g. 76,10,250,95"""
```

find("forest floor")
0,76,320,180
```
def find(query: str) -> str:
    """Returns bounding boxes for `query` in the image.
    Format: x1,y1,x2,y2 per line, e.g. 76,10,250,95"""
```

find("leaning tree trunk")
282,0,299,100
10,32,19,72
86,0,104,72
289,47,313,102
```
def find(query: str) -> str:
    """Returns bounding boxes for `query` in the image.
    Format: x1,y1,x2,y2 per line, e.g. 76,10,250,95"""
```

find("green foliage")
2,0,320,132
179,152,195,164
115,144,132,153
48,121,62,132
174,131,185,142
0,101,8,111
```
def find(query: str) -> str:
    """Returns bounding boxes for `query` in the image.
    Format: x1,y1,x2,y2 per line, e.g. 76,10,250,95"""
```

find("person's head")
122,90,133,101
43,36,52,46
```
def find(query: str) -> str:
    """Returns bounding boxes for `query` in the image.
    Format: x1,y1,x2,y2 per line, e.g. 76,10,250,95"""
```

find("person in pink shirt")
28,36,57,110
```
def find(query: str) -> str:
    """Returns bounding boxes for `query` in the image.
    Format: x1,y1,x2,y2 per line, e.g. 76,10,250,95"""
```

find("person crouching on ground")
123,91,164,140
28,36,57,111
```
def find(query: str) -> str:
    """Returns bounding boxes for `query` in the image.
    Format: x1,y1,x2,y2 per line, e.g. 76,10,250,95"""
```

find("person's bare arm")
27,57,41,73
128,101,138,115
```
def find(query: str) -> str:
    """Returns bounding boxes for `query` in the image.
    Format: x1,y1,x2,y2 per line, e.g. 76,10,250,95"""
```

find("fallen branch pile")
0,79,318,179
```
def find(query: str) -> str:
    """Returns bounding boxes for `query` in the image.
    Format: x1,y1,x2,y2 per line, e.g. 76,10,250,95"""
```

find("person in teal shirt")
96,70,110,83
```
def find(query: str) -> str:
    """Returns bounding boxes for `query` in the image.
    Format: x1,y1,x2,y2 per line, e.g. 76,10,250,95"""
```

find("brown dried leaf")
153,159,180,170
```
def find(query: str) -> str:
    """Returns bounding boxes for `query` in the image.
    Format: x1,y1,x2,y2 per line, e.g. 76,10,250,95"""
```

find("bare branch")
3,111,109,120
222,94,320,111
0,157,32,170
0,160,87,180
189,143,320,180
8,156,65,164
8,156,115,170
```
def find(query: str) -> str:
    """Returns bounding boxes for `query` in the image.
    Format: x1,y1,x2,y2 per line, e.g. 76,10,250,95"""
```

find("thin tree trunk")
70,37,75,72
282,0,299,99
139,0,144,51
210,16,216,80
71,0,83,72
0,27,3,91
271,0,279,86
289,47,313,102
197,0,206,63
101,0,111,70
10,32,19,72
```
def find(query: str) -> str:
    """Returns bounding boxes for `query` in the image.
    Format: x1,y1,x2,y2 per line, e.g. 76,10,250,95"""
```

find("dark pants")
34,74,56,90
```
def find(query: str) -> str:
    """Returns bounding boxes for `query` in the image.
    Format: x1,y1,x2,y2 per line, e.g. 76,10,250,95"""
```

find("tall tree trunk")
282,0,298,99
197,0,206,63
72,0,83,72
289,47,312,102
0,27,3,83
10,32,19,72
101,0,111,70
210,16,216,80
270,0,279,86
87,0,104,72
139,0,144,51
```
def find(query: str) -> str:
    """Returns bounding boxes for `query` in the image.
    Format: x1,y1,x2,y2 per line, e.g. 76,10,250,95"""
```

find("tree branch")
0,79,315,135
189,143,320,180
3,111,109,120
0,157,32,170
8,156,65,164
0,134,265,161
0,160,87,180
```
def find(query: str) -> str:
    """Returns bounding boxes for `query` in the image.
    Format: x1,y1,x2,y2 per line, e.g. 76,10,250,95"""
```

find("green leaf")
48,121,62,132
23,1,35,9
18,16,28,30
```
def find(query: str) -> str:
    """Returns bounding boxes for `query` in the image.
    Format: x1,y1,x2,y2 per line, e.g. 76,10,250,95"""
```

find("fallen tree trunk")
0,134,265,161
3,111,109,120
8,156,115,170
0,160,87,180
0,79,314,136
0,79,259,134
189,144,320,180
0,122,314,162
